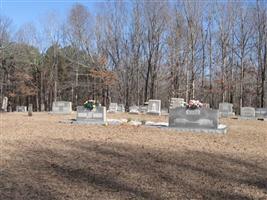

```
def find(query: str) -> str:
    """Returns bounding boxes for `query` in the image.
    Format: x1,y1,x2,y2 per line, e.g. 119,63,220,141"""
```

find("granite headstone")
219,102,235,117
16,106,27,112
240,107,255,119
147,100,161,115
2,97,8,112
52,101,72,114
75,106,106,124
108,103,118,113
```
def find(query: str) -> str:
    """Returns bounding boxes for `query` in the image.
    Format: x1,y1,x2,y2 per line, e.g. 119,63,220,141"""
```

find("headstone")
169,107,227,133
108,103,118,113
139,105,148,113
16,106,27,112
117,104,125,112
240,107,255,119
170,98,185,109
147,99,161,115
52,101,72,114
219,102,235,117
2,97,8,112
255,108,267,118
75,106,106,124
41,103,45,112
129,105,140,114
28,104,33,116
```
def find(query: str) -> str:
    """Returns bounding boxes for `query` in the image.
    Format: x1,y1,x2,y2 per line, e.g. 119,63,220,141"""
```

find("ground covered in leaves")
0,112,266,200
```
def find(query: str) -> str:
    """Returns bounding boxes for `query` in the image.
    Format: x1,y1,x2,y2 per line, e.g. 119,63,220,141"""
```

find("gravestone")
16,106,27,112
219,102,235,117
139,105,148,113
2,97,8,112
169,107,227,133
52,101,72,114
255,108,267,118
117,104,125,112
129,105,140,114
147,100,161,115
170,98,185,109
41,103,45,112
240,107,255,119
108,103,118,113
28,104,33,116
75,106,106,124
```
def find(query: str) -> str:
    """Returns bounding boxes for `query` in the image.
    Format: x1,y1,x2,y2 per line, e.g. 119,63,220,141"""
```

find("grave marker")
41,103,45,112
75,106,106,124
170,98,185,109
129,105,140,114
255,108,267,118
139,105,148,113
169,107,227,133
52,101,72,114
240,107,255,119
28,104,33,116
219,102,235,117
117,104,125,112
16,106,27,112
108,103,118,113
147,100,161,115
2,97,8,112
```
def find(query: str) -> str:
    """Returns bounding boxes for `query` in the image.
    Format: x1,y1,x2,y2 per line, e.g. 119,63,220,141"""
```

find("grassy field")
0,112,266,200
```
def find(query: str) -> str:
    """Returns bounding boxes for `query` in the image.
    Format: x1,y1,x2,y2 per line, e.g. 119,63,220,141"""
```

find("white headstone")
41,103,45,112
219,102,235,117
16,106,27,112
108,103,118,113
139,105,148,113
129,105,140,114
117,104,125,112
170,98,185,109
147,100,161,115
75,106,106,124
240,107,255,119
52,101,72,114
2,97,8,112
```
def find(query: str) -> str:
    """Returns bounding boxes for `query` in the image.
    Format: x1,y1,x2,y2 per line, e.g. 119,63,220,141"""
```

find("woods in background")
0,1,267,112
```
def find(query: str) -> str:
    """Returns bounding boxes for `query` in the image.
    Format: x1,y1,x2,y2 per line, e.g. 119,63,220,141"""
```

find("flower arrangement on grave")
84,100,97,111
186,99,203,110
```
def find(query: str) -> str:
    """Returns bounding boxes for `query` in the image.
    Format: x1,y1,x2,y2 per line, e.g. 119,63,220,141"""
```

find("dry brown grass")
0,112,267,200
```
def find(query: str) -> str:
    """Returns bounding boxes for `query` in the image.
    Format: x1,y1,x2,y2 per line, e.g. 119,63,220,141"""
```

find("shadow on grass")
1,139,266,200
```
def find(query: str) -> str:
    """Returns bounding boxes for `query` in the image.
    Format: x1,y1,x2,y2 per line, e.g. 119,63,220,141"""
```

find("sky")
0,0,97,30
1,0,260,31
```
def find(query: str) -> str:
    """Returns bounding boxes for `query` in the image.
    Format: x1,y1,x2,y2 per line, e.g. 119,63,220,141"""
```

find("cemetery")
1,1,267,199
1,109,267,199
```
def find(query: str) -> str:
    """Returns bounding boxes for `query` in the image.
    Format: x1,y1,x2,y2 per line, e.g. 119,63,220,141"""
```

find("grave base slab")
145,123,227,134
167,125,227,134
72,119,106,125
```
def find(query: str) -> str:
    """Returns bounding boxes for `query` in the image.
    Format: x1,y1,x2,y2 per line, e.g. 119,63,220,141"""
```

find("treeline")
0,1,267,112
